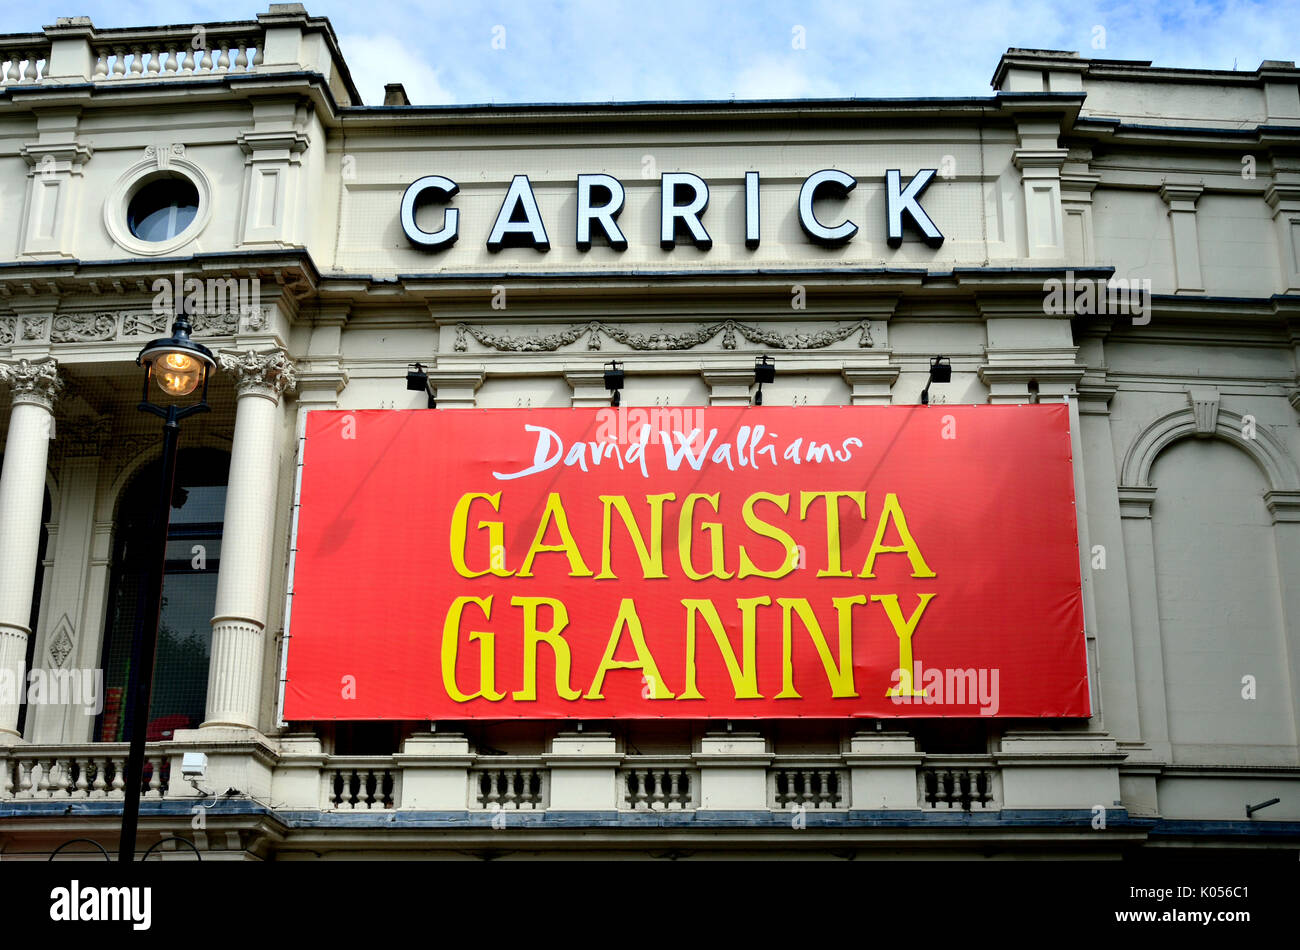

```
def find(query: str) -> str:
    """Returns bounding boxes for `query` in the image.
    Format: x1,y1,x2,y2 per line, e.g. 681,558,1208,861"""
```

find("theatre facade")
1,5,1299,859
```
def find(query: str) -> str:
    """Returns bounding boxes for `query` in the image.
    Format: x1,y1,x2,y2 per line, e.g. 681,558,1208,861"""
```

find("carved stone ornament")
48,616,75,668
54,417,112,459
219,348,298,400
46,309,247,343
0,357,64,409
454,319,874,353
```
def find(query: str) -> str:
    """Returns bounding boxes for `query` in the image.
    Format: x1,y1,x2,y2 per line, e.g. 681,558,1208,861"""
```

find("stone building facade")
0,6,1298,859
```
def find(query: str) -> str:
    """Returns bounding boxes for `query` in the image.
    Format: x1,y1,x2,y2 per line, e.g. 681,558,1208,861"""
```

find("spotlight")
920,355,951,406
754,355,775,405
406,362,435,408
604,360,624,407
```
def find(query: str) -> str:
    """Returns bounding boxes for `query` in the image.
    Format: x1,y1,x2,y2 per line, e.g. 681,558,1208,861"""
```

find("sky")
4,0,1299,106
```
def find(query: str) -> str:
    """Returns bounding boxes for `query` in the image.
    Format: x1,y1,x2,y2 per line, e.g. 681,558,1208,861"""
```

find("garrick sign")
399,168,945,252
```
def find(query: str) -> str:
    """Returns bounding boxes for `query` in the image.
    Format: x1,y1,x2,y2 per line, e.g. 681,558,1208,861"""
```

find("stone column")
201,349,296,732
0,358,62,742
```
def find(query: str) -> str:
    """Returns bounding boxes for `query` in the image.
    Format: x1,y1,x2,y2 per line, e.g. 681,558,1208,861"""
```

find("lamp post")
118,315,215,862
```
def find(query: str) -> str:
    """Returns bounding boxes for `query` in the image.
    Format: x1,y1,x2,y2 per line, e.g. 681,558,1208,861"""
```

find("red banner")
283,405,1088,720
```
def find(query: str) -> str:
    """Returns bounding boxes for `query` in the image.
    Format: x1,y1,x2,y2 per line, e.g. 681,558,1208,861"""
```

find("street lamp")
119,315,215,862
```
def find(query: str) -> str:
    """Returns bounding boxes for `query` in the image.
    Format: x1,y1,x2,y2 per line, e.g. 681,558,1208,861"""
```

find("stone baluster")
145,756,163,799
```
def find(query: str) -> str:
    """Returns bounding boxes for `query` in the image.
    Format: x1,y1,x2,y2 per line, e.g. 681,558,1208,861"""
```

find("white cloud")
731,54,843,100
336,33,455,106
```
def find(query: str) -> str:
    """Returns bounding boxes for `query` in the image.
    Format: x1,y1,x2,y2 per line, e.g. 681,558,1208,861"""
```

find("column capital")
0,357,63,411
1158,180,1204,209
219,348,298,402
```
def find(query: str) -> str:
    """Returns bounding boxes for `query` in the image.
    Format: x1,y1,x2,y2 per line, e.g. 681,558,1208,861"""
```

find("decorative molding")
143,142,187,167
1119,406,1300,493
47,616,74,668
19,141,94,172
1186,385,1220,436
1158,181,1204,208
454,319,875,354
1264,490,1300,524
0,357,63,410
1117,486,1157,519
19,308,266,345
236,129,311,157
53,417,112,458
218,348,298,401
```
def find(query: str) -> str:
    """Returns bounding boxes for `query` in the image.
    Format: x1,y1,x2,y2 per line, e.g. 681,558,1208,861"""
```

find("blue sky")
6,0,1298,105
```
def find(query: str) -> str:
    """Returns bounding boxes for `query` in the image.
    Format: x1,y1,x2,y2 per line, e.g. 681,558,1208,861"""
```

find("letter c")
798,169,858,247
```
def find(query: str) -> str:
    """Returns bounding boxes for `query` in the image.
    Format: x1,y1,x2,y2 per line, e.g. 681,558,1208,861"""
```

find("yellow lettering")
596,493,675,579
441,595,505,702
738,493,797,579
799,490,866,577
875,593,936,697
585,598,674,699
679,597,767,700
678,493,733,580
449,492,513,578
510,596,580,702
859,492,936,578
775,596,863,699
517,492,593,578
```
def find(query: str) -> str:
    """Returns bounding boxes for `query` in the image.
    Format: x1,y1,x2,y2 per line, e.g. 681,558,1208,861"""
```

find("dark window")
96,448,228,742
127,175,199,242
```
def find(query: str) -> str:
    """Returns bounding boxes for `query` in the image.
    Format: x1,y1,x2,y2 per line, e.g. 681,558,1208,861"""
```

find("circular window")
127,176,200,242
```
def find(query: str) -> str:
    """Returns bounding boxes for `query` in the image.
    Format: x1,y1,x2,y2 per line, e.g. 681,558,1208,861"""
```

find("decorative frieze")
219,348,298,400
454,318,875,354
19,307,268,345
52,417,111,458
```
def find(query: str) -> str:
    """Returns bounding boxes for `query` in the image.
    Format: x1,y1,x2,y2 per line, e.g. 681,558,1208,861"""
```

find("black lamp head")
604,360,625,393
928,356,952,384
754,355,776,385
406,362,429,391
136,317,216,403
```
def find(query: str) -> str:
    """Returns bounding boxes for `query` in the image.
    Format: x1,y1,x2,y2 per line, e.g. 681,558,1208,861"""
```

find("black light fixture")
604,360,624,407
753,355,775,405
407,362,435,408
120,314,216,862
920,355,951,406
